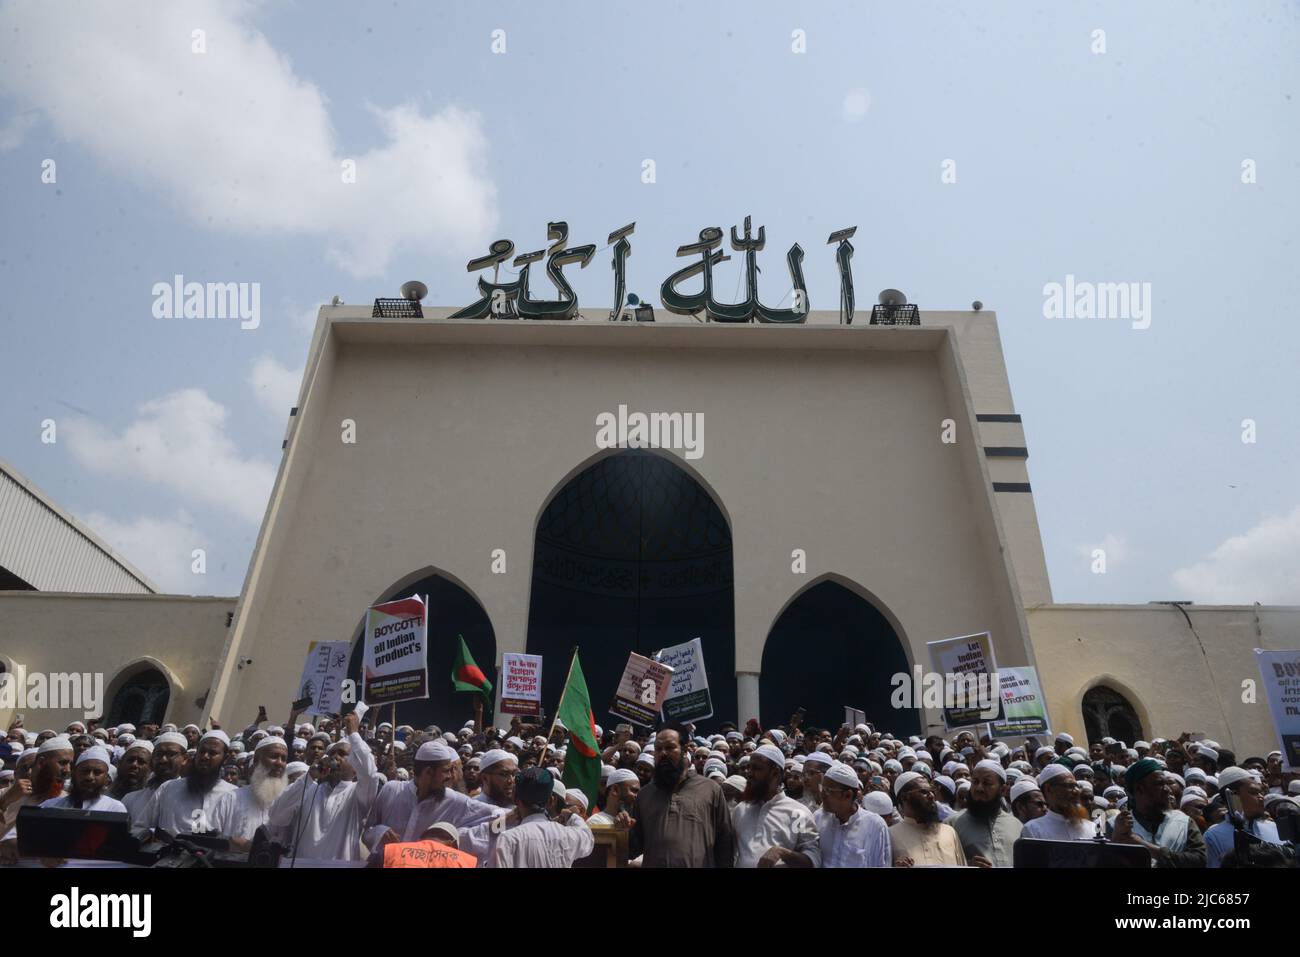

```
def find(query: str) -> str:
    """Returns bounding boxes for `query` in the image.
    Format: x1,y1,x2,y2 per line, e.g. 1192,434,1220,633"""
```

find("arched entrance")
1082,684,1144,744
347,571,496,730
526,450,736,729
760,578,917,736
106,666,171,727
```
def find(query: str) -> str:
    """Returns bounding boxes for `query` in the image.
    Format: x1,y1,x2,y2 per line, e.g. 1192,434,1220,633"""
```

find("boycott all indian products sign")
363,595,429,706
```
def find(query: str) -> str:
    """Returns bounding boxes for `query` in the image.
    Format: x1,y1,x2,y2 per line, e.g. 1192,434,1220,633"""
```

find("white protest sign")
500,653,544,715
363,595,429,706
296,640,351,715
658,637,713,723
1255,649,1300,771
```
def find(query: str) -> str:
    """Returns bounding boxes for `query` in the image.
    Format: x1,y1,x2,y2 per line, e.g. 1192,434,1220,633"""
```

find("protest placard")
926,631,1002,730
990,666,1050,737
363,595,428,706
610,652,674,727
1255,649,1300,769
500,653,544,715
296,640,351,715
658,637,713,723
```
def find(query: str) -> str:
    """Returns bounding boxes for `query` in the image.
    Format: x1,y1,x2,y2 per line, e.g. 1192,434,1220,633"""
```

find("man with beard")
1019,765,1094,841
621,726,734,868
1109,760,1206,867
269,711,381,861
949,760,1021,868
1,737,72,851
486,767,593,868
783,762,805,802
732,744,819,868
124,732,187,829
144,729,237,838
473,749,518,809
890,771,966,866
815,762,890,868
799,751,831,812
366,739,500,855
40,747,126,813
228,737,292,849
1009,778,1047,824
589,768,639,825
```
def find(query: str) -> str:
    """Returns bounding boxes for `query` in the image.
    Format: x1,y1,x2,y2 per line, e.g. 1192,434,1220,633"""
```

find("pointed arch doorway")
525,450,736,729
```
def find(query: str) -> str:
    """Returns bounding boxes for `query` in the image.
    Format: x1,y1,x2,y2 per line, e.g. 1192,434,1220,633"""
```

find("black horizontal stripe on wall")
984,447,1028,458
976,413,1022,423
992,482,1032,493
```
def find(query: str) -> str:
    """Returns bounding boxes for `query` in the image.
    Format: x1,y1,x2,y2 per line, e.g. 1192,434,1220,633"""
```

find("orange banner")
382,840,478,869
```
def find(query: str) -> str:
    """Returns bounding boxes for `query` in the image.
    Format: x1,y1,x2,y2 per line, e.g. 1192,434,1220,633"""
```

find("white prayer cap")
1093,796,1110,810
76,745,112,767
709,749,727,761
479,749,517,772
290,737,307,750
636,751,655,767
1179,791,1206,808
1266,750,1282,759
823,762,861,791
1037,764,1074,787
1006,768,1023,783
607,768,639,788
19,747,38,760
1183,785,1207,800
752,744,785,770
416,741,457,763
723,775,747,792
37,736,73,755
725,731,742,741
378,722,393,731
934,774,956,796
593,725,602,738
91,728,109,740
118,723,136,734
392,741,407,751
0,770,12,782
396,768,410,781
1055,732,1074,744
296,723,314,733
200,729,230,747
66,721,86,733
1135,741,1150,749
942,761,962,776
155,731,188,749
551,776,569,799
124,739,154,756
565,788,589,811
898,747,916,759
1010,779,1041,804
893,770,925,796
1289,781,1300,796
161,723,178,733
1197,747,1219,762
863,791,896,818
1205,775,1219,788
228,740,245,753
458,744,473,755
974,759,1007,782
854,723,870,733
1103,785,1126,799
182,724,200,732
506,736,525,748
462,719,476,729
1034,746,1055,760
266,725,285,736
1066,747,1088,761
803,751,834,769
286,761,308,776
883,759,903,773
249,730,267,742
255,736,288,753
1184,768,1208,782
1216,767,1252,790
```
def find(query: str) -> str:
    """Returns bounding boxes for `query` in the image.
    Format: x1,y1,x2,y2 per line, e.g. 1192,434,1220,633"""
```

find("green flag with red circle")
451,635,492,700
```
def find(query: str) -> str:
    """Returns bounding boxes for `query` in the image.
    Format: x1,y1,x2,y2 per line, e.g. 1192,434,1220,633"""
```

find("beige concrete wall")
0,592,235,731
1027,604,1300,756
205,310,1038,733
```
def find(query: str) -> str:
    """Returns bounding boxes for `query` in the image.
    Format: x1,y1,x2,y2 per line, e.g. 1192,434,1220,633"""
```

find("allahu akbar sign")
449,218,860,324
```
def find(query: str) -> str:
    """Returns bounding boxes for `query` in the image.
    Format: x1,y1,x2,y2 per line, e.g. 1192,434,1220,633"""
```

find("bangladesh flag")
557,650,601,811
451,635,492,700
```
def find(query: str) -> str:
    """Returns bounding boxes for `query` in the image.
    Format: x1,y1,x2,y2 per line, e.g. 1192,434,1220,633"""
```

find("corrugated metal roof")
0,458,157,594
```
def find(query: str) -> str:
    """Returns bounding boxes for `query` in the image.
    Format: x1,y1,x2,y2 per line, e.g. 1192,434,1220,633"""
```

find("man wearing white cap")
948,760,1021,867
113,739,154,827
143,729,237,838
589,768,640,826
1204,767,1281,867
268,711,382,861
1009,778,1047,825
40,746,126,814
816,762,890,867
474,749,519,809
732,744,820,867
890,771,966,866
365,737,500,854
228,736,292,849
799,751,831,812
1019,765,1095,842
1,736,72,844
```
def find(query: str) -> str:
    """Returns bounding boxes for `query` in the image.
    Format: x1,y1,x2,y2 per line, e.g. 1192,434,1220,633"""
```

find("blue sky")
1,0,1297,602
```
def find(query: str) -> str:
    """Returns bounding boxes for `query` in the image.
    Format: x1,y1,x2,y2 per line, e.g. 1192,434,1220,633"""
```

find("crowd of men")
1,705,1296,868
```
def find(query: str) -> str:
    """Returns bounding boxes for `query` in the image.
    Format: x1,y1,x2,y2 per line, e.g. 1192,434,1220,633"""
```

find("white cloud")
81,510,207,595
249,355,303,419
1171,505,1300,604
842,88,871,122
64,389,276,525
0,1,497,276
1078,532,1129,566
0,111,38,152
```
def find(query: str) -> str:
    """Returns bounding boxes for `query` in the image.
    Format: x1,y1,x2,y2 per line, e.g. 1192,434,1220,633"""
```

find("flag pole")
545,646,579,746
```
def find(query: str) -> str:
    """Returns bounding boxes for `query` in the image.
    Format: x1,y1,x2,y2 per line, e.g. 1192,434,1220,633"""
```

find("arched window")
1081,685,1143,745
107,668,170,727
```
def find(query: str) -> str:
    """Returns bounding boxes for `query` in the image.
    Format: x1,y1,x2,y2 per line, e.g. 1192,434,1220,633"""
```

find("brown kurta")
630,772,735,868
